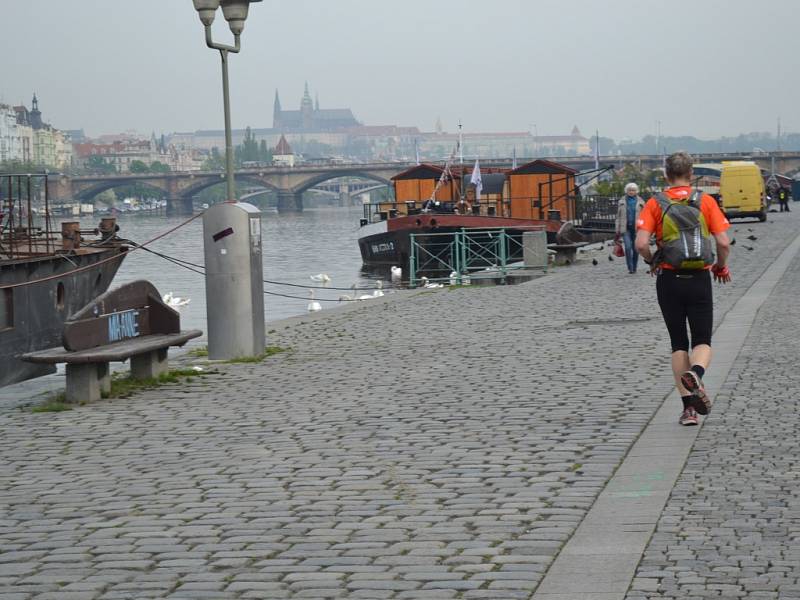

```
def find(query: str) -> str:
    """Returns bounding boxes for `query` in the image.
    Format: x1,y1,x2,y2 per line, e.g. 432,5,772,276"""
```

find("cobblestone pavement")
626,214,800,600
1,211,798,599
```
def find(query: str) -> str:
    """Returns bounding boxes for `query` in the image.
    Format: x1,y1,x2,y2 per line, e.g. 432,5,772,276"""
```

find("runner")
635,151,731,426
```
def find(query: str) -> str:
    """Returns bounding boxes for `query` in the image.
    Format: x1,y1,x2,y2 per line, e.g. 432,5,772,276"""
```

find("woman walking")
615,182,646,274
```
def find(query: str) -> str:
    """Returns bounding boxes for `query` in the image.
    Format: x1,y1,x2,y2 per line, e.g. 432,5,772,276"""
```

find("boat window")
56,282,65,310
0,289,12,331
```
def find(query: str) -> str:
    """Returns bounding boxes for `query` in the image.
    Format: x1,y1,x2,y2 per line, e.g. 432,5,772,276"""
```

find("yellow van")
719,161,766,222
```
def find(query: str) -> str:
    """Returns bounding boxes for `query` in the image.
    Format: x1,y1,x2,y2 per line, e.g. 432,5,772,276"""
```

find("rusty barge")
1,174,127,386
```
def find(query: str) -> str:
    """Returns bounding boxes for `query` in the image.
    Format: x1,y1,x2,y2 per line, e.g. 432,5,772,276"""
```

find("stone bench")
22,330,202,403
547,242,588,266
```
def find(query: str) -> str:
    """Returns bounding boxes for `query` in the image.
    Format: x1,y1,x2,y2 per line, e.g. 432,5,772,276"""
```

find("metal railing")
409,227,545,287
574,195,617,231
0,173,55,259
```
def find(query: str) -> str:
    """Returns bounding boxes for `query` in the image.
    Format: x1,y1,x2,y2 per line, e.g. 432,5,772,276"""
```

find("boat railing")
0,173,58,260
361,195,583,225
409,226,546,287
574,195,618,232
0,173,121,261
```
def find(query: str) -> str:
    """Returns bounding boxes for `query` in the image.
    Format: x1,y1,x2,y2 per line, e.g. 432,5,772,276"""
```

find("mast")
459,120,464,204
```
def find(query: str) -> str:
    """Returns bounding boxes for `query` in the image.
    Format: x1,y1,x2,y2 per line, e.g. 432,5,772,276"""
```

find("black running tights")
656,270,713,353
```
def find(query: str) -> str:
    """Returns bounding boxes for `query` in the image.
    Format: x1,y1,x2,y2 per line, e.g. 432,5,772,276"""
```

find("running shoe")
681,370,712,415
679,406,698,426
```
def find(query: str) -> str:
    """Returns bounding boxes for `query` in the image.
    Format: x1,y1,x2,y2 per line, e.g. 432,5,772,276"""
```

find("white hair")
624,182,639,194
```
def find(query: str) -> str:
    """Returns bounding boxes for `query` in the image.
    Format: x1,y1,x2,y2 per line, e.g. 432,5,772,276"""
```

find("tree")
594,164,662,197
129,160,149,173
149,161,171,173
85,155,117,174
202,147,225,171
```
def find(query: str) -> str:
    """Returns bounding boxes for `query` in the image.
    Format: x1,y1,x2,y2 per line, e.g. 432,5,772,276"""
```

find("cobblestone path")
1,211,798,599
626,213,800,600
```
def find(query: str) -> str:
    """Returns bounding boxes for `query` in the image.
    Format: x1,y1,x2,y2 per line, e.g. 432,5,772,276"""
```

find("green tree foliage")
128,160,149,173
149,161,171,173
203,129,273,170
0,159,41,174
86,155,117,174
202,147,225,171
594,164,663,197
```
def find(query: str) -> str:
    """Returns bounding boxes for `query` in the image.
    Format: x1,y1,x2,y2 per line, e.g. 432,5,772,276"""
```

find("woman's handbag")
613,238,625,257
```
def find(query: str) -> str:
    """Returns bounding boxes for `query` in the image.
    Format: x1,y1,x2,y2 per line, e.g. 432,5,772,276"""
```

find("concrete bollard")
523,230,548,269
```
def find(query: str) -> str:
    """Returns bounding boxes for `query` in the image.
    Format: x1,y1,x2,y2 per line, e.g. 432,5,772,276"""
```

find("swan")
163,292,191,310
390,266,402,279
372,280,384,298
310,273,331,284
307,289,322,312
421,276,443,289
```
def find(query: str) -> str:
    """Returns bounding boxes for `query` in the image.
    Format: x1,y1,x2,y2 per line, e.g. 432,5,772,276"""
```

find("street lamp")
191,0,265,360
192,0,261,202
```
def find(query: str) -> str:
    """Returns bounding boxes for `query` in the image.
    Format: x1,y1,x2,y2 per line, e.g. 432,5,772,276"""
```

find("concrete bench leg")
98,362,111,397
130,348,169,380
554,248,577,266
65,362,108,403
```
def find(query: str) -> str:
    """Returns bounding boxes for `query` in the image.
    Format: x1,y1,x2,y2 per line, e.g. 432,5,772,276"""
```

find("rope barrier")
0,210,206,290
131,244,382,302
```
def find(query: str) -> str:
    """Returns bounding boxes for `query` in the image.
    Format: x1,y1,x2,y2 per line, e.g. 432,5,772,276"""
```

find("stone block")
130,349,168,380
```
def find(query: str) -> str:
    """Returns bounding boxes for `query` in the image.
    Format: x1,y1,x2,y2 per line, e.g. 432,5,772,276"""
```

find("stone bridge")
49,163,412,213
50,152,800,214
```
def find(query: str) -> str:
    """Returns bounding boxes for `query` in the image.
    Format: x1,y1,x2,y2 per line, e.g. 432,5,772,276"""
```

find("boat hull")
358,214,561,268
0,247,127,387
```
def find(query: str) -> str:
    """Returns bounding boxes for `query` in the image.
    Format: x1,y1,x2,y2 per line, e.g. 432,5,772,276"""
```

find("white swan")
390,266,402,279
372,280,385,298
420,276,443,289
163,292,191,310
310,273,331,284
307,289,322,312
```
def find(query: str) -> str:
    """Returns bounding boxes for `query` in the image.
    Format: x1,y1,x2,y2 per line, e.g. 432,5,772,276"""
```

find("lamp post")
191,0,261,201
191,0,265,360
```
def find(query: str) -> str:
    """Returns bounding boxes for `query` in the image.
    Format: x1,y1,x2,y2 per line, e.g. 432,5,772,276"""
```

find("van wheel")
758,211,767,222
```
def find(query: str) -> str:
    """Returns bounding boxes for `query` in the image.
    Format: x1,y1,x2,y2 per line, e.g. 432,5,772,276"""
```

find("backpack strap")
687,189,703,208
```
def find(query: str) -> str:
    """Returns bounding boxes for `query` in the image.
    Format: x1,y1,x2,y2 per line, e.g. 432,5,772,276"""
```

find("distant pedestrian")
615,182,645,274
778,188,790,212
635,151,731,426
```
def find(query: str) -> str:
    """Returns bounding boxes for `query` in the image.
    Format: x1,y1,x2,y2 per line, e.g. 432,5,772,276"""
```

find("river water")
0,205,393,404
91,205,388,338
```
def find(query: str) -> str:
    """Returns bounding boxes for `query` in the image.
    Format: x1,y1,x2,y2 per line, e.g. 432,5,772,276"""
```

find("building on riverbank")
0,95,71,168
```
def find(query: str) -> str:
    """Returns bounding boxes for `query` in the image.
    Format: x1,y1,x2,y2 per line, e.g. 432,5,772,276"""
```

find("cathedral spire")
273,89,282,128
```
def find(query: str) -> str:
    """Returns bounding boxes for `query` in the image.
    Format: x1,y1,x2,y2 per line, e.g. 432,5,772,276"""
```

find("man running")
635,151,731,426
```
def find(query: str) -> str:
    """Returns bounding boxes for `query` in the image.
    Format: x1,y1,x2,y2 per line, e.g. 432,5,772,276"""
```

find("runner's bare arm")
635,229,653,262
713,232,730,268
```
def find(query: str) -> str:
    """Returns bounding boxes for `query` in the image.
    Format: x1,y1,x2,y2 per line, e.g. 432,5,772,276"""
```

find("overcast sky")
1,0,796,140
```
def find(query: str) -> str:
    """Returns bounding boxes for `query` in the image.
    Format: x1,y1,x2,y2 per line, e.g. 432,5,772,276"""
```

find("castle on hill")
272,83,360,133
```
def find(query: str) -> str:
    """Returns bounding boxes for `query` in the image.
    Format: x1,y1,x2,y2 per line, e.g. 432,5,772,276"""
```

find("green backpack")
655,190,714,270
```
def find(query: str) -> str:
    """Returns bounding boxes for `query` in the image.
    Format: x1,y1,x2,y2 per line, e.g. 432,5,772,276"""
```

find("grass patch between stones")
104,368,213,399
226,345,289,364
31,393,72,413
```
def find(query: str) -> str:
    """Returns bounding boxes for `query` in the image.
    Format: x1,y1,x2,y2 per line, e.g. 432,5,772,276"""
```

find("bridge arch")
290,171,392,195
73,180,170,202
179,174,280,199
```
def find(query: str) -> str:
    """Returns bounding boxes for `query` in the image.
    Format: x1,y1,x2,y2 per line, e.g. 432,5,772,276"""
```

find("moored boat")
1,173,128,386
358,159,580,270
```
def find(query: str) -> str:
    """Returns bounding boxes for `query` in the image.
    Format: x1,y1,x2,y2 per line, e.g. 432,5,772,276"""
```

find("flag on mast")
594,130,600,170
470,159,483,201
512,146,518,169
